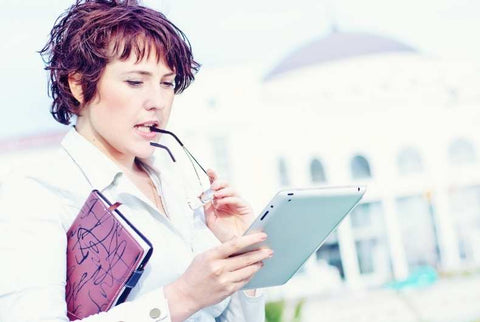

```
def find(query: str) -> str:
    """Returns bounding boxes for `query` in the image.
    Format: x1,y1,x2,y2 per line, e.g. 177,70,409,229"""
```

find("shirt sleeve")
215,290,266,322
0,174,171,322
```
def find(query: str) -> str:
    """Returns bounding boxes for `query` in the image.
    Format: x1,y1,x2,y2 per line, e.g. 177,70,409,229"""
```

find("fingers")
214,233,267,258
206,169,217,185
207,169,229,191
208,172,244,210
211,180,228,192
212,196,244,209
226,248,273,272
228,261,264,284
212,187,248,210
213,186,236,199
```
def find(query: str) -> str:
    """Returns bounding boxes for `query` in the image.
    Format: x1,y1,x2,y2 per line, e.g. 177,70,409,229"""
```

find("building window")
350,155,372,180
316,232,344,279
397,147,424,175
355,239,376,274
395,195,440,271
350,202,391,277
350,203,372,228
278,157,290,186
448,138,476,165
449,185,480,262
310,158,327,183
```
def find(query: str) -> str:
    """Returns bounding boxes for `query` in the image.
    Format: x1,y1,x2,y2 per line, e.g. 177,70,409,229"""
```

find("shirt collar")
61,127,123,191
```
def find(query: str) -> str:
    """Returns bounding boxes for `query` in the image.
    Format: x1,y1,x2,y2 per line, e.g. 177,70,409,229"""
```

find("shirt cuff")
112,288,171,322
139,288,171,321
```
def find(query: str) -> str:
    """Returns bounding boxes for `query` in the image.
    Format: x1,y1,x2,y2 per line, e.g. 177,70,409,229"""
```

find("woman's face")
76,52,176,163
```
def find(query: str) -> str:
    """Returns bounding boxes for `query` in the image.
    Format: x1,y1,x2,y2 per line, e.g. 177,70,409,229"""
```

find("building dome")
264,31,418,81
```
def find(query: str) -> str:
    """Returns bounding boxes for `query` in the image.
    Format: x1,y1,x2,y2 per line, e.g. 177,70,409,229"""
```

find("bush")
265,299,305,322
265,300,285,322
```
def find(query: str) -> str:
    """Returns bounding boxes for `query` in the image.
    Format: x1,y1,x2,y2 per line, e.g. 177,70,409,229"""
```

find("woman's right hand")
164,232,272,322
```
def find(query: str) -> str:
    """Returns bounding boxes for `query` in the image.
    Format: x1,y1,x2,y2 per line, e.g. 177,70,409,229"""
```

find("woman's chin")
134,146,156,160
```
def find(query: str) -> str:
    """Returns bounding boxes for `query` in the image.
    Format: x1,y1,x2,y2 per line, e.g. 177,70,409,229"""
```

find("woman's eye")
126,80,143,87
161,81,175,89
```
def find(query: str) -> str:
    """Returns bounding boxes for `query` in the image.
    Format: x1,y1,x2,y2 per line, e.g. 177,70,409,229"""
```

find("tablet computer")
240,185,366,290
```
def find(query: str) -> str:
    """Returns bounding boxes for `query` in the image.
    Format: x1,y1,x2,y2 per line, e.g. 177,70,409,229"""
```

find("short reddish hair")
40,0,200,125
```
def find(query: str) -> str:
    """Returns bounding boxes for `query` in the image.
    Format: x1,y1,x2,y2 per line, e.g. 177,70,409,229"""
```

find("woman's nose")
145,86,168,111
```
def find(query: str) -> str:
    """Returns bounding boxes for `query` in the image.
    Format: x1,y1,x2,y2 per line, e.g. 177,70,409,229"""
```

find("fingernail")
267,250,274,258
259,233,267,241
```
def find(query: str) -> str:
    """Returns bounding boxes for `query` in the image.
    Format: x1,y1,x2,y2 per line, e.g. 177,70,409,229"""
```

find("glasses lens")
187,187,214,210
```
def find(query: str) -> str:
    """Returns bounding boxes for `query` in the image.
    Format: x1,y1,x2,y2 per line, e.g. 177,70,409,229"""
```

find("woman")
0,0,272,321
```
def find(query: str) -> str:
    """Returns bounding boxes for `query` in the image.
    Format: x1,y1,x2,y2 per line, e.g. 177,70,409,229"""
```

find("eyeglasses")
149,126,214,210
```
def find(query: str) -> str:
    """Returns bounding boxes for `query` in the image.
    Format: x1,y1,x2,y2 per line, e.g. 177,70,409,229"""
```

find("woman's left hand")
203,169,254,242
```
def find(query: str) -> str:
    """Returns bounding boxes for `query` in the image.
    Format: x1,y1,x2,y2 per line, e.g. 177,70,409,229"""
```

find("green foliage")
292,299,305,322
265,298,305,322
265,300,285,322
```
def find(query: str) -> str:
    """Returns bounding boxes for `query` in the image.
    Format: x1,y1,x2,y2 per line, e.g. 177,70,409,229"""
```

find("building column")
382,196,409,280
429,189,461,269
337,216,361,288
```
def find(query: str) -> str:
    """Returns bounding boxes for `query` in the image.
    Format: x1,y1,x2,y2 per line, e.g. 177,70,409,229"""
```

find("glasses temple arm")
183,146,208,175
149,142,176,162
150,127,184,146
150,126,208,175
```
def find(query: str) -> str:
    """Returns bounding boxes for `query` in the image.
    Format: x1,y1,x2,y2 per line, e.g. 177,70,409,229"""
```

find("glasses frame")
149,126,213,208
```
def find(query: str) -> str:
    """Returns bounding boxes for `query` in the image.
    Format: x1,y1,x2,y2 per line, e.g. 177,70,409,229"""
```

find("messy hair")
40,0,200,125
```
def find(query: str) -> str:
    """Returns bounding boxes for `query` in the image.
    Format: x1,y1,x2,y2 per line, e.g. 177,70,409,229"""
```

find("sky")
0,0,479,139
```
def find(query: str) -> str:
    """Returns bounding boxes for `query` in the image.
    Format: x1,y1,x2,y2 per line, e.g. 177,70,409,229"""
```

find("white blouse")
0,128,265,322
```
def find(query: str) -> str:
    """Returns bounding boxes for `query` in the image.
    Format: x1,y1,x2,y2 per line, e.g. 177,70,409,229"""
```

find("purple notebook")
65,190,153,321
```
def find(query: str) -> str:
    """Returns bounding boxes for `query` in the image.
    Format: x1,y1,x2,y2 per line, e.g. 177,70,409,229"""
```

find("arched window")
351,155,372,179
278,157,290,186
310,158,327,183
448,138,476,165
397,147,424,175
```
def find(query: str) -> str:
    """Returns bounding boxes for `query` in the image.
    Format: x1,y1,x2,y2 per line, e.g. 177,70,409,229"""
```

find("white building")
2,31,480,298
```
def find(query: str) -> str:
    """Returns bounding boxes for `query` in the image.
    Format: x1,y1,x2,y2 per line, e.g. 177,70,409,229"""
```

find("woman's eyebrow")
122,70,176,77
122,70,152,76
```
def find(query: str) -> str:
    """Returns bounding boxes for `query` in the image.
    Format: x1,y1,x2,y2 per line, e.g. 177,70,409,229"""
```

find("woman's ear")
68,73,84,105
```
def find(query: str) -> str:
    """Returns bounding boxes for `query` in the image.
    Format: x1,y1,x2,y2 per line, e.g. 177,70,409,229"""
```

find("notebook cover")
65,190,152,320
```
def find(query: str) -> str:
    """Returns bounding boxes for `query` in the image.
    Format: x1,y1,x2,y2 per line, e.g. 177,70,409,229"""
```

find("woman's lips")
134,124,158,140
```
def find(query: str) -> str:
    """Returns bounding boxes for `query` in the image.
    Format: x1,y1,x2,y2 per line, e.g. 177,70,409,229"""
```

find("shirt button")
149,308,161,319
